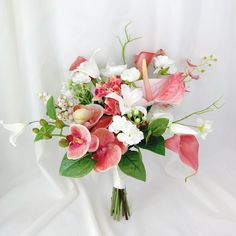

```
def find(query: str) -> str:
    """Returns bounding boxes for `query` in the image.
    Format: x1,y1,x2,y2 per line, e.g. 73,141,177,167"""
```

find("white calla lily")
170,123,198,135
101,64,127,77
0,120,27,146
106,84,147,116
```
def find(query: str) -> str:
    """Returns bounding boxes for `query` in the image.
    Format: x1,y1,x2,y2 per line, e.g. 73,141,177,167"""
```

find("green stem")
173,97,223,123
51,134,66,138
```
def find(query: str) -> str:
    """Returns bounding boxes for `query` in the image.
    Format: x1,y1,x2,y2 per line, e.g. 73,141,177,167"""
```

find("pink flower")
187,69,200,80
69,56,87,71
91,116,113,131
92,128,122,171
104,98,121,115
136,71,185,105
165,134,199,181
93,76,122,101
73,104,104,129
66,124,92,160
135,51,156,71
186,59,197,68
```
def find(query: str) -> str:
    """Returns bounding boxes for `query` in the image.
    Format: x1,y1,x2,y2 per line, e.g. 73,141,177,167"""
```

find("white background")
0,0,236,235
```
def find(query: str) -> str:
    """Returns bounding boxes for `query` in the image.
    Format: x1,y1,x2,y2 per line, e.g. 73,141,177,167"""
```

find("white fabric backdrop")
0,0,236,235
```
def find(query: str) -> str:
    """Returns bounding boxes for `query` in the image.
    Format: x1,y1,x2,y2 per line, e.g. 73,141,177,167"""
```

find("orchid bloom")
73,104,104,129
136,59,185,105
0,120,27,147
106,84,147,116
92,128,122,172
165,134,199,181
66,124,99,159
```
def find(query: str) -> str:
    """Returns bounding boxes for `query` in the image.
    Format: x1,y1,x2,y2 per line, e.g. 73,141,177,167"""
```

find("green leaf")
138,136,165,156
148,118,169,136
45,124,56,134
59,153,96,178
159,67,170,75
119,150,146,182
34,132,44,142
46,96,57,120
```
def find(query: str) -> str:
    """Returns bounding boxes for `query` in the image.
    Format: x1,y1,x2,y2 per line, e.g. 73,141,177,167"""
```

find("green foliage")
46,96,57,120
60,153,96,178
148,118,169,137
138,136,165,156
68,81,93,105
34,124,56,142
119,150,146,182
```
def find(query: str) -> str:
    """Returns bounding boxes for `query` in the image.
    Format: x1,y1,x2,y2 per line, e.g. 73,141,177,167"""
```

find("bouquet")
1,24,222,221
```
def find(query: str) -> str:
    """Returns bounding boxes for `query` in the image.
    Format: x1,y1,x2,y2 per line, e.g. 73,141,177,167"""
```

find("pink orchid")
66,124,92,160
92,128,122,172
92,116,113,131
73,104,104,129
69,56,87,71
165,134,199,181
136,59,185,105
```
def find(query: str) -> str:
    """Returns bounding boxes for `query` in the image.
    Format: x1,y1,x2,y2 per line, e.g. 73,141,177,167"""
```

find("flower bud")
55,119,64,128
135,118,141,124
59,138,69,147
40,119,48,127
127,112,133,119
43,133,52,139
133,109,140,116
73,108,91,124
32,128,39,133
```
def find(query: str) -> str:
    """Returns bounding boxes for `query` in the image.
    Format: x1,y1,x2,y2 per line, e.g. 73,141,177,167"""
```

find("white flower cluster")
154,55,177,75
57,95,72,111
37,92,50,104
57,108,74,123
109,116,144,146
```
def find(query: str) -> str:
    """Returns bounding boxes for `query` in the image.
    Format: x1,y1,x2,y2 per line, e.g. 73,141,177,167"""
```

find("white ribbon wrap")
112,166,126,189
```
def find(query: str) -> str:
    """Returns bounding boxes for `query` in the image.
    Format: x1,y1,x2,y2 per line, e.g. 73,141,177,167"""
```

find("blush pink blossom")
73,104,104,129
67,124,92,160
165,134,199,181
136,71,185,105
92,128,122,172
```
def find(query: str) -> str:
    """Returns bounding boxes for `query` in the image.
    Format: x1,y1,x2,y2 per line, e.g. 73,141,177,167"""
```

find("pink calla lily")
92,128,122,172
69,56,87,71
165,134,199,181
67,124,91,160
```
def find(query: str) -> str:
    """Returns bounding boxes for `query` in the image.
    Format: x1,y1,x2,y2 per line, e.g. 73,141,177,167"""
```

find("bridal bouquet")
1,24,221,221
